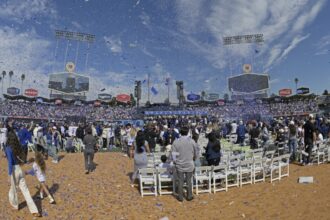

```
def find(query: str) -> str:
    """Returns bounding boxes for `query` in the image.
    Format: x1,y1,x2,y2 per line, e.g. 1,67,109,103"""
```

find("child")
26,152,55,204
159,155,171,169
158,155,173,177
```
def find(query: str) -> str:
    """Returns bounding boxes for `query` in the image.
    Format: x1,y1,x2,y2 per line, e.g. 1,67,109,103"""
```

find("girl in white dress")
26,152,55,204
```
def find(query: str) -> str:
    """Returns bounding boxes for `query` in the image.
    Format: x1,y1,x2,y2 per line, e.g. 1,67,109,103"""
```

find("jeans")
9,165,39,214
47,144,58,161
288,138,297,161
176,169,193,201
84,150,94,171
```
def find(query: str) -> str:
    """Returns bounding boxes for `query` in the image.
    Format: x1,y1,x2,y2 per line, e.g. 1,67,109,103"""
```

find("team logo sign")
65,62,75,73
243,64,252,73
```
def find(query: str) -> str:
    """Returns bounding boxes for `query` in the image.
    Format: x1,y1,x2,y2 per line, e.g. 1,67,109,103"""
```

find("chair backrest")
139,168,156,175
156,167,169,175
228,155,241,168
252,148,263,155
240,159,253,168
280,154,290,163
195,166,212,173
271,156,281,165
264,150,275,160
212,164,227,172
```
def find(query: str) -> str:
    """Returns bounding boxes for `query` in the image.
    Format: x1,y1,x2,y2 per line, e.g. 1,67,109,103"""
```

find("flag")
151,86,158,95
142,79,147,84
165,77,170,86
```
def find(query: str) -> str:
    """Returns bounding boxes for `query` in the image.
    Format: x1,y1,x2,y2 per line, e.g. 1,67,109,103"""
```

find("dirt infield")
0,152,329,220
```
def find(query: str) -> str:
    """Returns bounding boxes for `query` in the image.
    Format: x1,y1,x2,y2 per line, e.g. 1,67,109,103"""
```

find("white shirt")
231,123,237,134
32,162,46,182
108,128,114,138
0,127,7,144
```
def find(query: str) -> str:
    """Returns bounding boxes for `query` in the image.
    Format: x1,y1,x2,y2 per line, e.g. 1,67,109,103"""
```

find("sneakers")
32,213,41,218
48,195,55,204
52,159,58,164
38,192,44,199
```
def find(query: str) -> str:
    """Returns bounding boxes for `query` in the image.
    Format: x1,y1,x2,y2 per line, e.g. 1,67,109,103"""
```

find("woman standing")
130,131,149,186
5,130,41,217
83,127,97,174
205,131,221,166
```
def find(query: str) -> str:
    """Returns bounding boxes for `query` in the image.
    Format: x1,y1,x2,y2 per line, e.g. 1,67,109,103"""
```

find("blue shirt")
5,146,18,176
18,128,31,146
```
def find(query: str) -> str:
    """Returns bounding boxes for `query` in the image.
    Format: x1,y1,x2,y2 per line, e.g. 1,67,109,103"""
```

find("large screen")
228,74,269,93
48,72,89,93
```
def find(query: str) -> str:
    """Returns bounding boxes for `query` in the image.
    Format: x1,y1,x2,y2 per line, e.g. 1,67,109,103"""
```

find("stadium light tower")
176,81,184,107
223,33,265,75
134,80,141,108
54,30,95,72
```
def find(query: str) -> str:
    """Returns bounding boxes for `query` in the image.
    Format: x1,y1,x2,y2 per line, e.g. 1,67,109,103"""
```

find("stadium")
1,1,330,220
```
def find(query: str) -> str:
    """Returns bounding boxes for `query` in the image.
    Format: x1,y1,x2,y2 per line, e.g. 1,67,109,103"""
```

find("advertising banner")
24,88,38,97
7,87,20,95
116,94,131,103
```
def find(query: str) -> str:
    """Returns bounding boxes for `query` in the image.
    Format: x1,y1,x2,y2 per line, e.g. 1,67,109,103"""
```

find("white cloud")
315,34,330,55
71,21,83,30
0,26,53,96
139,12,151,29
0,0,57,23
270,78,280,84
174,0,326,70
104,36,122,53
268,34,310,67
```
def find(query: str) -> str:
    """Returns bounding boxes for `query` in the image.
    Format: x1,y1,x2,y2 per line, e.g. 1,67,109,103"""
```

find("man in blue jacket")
17,124,31,163
236,121,246,146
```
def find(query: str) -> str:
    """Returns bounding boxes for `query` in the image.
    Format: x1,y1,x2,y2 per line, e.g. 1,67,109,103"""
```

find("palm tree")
1,71,6,96
294,78,299,93
20,74,25,94
8,70,13,88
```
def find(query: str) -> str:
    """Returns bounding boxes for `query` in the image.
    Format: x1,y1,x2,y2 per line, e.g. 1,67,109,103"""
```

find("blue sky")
0,0,329,102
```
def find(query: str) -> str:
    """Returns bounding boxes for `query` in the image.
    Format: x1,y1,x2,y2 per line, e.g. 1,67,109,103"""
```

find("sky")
0,0,329,102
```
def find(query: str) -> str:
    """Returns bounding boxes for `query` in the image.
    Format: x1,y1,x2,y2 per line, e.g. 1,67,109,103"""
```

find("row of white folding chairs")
311,141,330,165
195,153,290,195
138,167,174,197
297,140,330,165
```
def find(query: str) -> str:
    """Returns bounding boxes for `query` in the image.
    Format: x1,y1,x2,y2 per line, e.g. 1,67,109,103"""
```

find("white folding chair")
263,150,276,177
270,156,281,183
220,151,230,165
253,158,265,183
194,166,212,195
279,154,290,179
146,154,155,168
227,155,240,188
316,143,326,165
212,165,227,193
157,167,173,195
251,148,263,160
138,168,157,197
239,159,253,187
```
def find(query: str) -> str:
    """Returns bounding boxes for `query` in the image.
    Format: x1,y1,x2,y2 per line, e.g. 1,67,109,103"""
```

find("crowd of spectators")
0,101,136,121
0,98,319,121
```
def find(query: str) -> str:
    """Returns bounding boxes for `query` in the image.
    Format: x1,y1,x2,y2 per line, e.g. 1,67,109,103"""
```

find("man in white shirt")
0,122,7,154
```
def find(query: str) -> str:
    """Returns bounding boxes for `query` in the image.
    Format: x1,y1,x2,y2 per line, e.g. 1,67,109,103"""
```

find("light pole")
1,71,6,98
294,78,299,94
